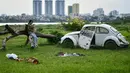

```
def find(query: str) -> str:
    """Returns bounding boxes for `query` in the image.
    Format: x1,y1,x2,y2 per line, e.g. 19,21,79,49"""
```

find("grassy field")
0,24,130,73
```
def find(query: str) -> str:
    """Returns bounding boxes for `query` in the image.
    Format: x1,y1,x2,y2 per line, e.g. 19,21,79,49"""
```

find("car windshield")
110,27,119,34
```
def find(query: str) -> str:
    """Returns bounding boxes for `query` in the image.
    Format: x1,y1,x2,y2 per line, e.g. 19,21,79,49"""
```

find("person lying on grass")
6,53,39,64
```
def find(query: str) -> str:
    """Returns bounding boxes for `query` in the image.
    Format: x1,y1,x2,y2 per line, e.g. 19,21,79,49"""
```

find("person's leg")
29,35,34,48
31,33,38,47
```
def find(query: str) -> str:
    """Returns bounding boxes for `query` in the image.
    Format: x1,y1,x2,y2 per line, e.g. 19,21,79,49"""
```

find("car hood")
65,31,80,36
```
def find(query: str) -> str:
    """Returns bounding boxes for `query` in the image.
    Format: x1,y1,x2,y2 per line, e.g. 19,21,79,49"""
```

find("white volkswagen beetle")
61,24,129,49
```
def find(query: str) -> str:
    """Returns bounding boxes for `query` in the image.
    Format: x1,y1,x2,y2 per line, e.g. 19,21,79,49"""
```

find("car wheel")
104,40,118,49
61,38,75,48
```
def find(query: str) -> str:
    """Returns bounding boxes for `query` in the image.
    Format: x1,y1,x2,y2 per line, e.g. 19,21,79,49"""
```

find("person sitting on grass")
28,20,38,48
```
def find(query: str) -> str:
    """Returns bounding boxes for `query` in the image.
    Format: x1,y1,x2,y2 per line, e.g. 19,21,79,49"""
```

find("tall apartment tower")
68,6,72,15
55,0,65,16
45,0,53,16
33,0,42,16
93,8,104,17
109,10,119,17
72,3,79,15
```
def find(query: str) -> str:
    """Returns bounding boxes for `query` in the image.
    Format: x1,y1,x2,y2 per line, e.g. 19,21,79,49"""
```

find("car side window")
96,27,109,34
84,26,95,31
80,26,95,38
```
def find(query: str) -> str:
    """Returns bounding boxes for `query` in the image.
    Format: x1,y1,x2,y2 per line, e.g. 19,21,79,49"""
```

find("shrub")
62,18,86,31
47,31,64,44
37,27,43,32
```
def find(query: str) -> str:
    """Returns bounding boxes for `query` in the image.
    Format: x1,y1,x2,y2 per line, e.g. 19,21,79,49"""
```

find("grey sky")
0,0,129,15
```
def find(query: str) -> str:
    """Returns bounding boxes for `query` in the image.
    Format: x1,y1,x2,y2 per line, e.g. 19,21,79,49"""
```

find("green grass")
0,24,130,73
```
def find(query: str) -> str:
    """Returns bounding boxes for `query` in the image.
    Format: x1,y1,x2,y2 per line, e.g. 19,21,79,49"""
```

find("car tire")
104,40,118,49
61,38,75,48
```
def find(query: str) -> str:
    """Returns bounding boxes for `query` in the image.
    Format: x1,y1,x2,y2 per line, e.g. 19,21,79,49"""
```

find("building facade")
55,0,65,16
109,10,119,17
45,0,53,16
72,3,79,16
33,0,42,16
68,6,72,15
93,8,104,17
120,13,130,18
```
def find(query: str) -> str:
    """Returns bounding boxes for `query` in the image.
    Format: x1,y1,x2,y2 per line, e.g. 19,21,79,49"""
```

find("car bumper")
120,43,129,48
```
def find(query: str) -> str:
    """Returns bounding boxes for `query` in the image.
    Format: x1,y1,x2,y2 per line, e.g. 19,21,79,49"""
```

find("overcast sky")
0,0,129,15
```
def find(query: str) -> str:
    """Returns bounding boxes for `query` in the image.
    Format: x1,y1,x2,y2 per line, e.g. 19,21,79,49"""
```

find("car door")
78,26,95,49
95,27,109,46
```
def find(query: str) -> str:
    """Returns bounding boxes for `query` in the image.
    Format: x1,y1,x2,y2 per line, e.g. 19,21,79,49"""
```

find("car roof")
83,24,111,28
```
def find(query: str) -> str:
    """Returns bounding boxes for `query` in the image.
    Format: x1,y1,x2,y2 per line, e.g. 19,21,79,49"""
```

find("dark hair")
28,20,33,24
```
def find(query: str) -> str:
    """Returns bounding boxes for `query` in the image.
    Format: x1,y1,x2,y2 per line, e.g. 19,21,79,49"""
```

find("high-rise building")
68,6,72,15
55,0,65,16
45,0,53,16
109,10,119,17
33,0,42,16
93,8,104,17
72,3,79,15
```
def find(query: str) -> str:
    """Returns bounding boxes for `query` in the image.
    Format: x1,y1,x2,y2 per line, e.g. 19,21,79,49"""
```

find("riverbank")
0,22,68,26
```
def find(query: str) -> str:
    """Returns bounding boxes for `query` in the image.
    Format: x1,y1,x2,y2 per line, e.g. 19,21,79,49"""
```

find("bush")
47,31,64,44
62,18,86,31
37,27,43,32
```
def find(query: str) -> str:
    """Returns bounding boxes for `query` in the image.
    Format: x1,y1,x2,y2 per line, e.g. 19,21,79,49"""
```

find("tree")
0,24,56,50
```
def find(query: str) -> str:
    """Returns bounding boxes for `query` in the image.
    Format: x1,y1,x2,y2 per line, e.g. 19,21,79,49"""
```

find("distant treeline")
0,14,130,24
106,16,130,25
